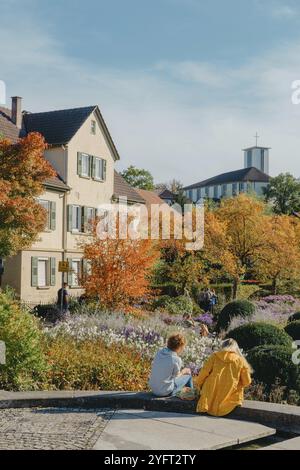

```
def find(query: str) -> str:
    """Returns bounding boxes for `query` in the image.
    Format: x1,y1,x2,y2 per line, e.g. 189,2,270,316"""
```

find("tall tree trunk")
272,277,278,295
232,278,239,300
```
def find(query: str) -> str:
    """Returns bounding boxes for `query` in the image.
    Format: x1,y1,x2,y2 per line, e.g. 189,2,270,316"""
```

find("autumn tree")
82,214,159,310
215,194,270,298
255,215,300,294
0,133,55,257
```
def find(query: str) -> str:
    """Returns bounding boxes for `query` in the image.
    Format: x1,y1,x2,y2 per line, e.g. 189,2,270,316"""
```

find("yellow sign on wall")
58,261,70,272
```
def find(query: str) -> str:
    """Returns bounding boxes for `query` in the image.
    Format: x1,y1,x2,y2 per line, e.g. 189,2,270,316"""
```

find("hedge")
217,300,255,331
284,321,300,341
227,322,292,351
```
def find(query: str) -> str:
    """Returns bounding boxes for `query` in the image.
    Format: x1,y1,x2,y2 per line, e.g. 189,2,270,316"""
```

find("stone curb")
0,391,299,434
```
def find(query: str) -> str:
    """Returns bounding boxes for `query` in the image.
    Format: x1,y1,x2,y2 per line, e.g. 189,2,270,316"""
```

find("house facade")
1,97,144,306
183,146,270,203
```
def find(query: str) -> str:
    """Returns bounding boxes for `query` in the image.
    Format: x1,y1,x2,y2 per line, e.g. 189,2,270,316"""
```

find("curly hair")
167,333,186,351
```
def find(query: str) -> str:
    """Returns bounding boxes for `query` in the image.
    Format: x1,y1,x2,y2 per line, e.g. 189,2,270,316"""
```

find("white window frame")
81,153,91,178
37,257,49,288
94,157,104,181
71,259,81,287
38,199,50,229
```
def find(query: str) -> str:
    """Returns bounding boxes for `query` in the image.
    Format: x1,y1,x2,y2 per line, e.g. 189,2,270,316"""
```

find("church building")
183,144,270,203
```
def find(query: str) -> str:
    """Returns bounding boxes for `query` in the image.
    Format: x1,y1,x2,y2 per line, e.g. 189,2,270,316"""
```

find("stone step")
94,409,276,450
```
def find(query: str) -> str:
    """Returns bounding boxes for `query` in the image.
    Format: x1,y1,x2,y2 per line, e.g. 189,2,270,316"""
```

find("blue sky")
1,0,300,184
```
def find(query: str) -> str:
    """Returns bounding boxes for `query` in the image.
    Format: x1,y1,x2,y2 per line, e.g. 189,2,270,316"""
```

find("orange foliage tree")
0,133,55,257
82,215,159,310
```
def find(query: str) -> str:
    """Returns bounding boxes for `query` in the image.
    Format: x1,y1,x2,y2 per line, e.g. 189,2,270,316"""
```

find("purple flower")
195,313,214,325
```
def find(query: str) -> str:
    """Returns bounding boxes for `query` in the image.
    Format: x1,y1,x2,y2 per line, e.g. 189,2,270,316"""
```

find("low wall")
0,390,299,434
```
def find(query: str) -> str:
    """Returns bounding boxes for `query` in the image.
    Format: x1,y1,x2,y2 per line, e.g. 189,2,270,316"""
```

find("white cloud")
1,5,300,185
271,4,297,19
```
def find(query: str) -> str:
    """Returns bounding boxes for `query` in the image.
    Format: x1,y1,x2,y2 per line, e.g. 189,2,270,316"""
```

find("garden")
0,193,300,405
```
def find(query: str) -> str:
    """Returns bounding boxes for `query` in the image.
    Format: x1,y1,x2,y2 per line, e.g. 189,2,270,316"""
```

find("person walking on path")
195,338,252,416
149,333,193,397
57,282,69,316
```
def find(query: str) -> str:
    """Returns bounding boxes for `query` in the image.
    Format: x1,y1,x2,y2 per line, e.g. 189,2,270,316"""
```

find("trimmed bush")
217,299,255,331
227,322,292,351
288,312,300,323
247,345,300,391
285,321,300,341
0,292,47,390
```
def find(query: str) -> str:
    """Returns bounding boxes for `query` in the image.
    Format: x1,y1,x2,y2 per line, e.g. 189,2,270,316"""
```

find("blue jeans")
172,374,193,396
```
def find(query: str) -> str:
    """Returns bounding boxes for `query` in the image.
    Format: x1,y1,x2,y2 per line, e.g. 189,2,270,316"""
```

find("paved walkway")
0,407,276,450
0,407,113,450
93,409,275,450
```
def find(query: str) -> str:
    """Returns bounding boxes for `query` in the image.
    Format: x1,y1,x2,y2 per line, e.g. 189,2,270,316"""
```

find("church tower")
243,134,270,175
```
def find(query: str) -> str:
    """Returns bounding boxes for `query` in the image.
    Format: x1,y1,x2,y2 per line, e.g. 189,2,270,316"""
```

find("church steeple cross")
254,132,259,147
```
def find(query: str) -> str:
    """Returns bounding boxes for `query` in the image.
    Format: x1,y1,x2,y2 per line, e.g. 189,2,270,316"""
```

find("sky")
1,0,300,185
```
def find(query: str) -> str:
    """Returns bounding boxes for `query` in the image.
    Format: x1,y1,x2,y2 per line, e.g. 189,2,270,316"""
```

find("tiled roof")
23,106,96,146
0,107,69,191
113,171,145,204
135,188,165,207
155,188,176,199
183,167,270,190
0,107,24,142
44,174,70,192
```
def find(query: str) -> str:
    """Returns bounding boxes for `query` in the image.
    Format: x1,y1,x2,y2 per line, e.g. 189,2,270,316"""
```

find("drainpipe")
61,145,69,283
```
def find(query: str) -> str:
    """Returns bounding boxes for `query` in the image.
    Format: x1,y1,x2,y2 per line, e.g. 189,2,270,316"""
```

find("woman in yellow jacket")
195,338,252,417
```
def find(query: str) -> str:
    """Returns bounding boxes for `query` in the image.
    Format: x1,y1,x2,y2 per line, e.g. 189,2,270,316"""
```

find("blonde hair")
221,338,253,373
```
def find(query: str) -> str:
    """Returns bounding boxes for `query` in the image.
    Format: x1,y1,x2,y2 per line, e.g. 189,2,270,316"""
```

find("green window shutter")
67,258,73,286
82,206,88,233
103,159,107,180
67,205,73,232
50,257,56,286
77,152,82,176
91,156,96,179
50,201,56,230
31,257,38,287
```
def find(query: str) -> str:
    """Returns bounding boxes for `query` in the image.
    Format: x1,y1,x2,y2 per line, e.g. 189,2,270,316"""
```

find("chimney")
11,96,22,128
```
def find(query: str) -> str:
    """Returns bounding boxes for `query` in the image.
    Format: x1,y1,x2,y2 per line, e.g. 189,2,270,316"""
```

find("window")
205,186,210,197
38,258,48,287
31,257,56,287
232,183,238,195
81,154,90,177
83,206,95,232
222,184,227,197
196,188,201,201
239,182,245,192
91,120,96,135
71,260,81,287
72,205,81,231
93,157,106,181
247,150,252,167
39,200,50,229
38,199,56,230
213,186,219,199
260,149,265,172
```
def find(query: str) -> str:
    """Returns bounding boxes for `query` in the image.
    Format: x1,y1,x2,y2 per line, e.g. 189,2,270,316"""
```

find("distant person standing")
57,282,69,315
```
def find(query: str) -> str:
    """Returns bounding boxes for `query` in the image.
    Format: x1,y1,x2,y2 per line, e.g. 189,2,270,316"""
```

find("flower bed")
44,312,221,377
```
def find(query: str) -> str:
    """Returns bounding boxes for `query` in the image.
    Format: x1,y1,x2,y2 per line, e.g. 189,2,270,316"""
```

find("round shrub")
284,321,300,341
0,292,47,390
247,345,300,391
217,299,255,331
165,295,194,315
227,322,292,351
288,312,300,323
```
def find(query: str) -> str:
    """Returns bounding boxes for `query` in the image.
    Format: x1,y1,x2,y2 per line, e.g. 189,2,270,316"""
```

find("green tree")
264,173,300,215
121,165,154,190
